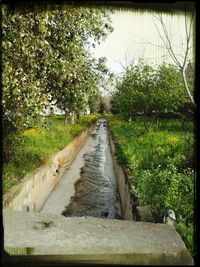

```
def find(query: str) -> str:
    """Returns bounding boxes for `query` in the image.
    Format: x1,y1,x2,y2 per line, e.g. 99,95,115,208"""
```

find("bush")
176,223,195,257
106,115,195,257
132,165,194,222
111,63,189,125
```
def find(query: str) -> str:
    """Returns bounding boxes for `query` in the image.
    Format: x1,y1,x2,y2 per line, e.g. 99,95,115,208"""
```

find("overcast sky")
91,10,195,75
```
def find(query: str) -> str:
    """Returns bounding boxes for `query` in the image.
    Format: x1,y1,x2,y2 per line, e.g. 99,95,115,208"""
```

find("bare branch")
153,22,167,47
182,11,194,70
182,14,194,70
185,10,189,41
181,69,195,105
130,34,166,49
153,19,181,68
100,83,115,96
152,12,195,105
114,59,127,70
160,18,182,68
188,11,195,41
174,53,185,60
151,13,162,23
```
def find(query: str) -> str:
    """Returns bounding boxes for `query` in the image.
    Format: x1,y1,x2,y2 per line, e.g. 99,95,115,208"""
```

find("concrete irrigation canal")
3,118,194,265
41,118,121,219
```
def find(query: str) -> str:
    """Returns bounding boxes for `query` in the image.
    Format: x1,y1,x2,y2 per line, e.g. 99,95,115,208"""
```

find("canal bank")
3,118,194,265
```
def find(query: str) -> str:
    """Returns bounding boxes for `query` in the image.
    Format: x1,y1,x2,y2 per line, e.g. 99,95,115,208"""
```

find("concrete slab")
3,211,193,265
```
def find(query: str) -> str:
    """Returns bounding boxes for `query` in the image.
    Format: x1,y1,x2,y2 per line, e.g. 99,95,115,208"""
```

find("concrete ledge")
3,211,194,265
3,124,95,212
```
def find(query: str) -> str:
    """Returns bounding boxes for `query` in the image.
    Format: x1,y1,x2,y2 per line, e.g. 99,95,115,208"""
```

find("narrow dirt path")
40,118,121,218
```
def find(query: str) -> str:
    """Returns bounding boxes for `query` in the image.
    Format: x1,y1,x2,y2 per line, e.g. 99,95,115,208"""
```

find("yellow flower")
23,128,38,137
168,136,178,143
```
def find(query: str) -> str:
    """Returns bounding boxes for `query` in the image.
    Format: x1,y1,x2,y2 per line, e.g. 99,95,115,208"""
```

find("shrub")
132,165,194,222
107,115,195,256
176,223,195,257
111,63,189,128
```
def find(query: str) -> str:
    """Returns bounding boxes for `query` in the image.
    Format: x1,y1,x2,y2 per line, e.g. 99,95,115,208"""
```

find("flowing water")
62,118,122,219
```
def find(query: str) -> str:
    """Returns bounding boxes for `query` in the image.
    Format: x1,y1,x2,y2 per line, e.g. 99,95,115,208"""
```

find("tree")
111,63,157,122
2,4,113,160
88,89,101,114
99,95,112,114
2,7,51,130
2,5,113,127
41,7,113,124
152,11,195,105
111,62,189,131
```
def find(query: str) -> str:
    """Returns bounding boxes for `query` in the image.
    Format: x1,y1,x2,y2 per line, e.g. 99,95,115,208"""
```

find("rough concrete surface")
3,211,193,265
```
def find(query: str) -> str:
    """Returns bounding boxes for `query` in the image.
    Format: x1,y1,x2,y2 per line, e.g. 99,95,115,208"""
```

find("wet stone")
62,118,122,219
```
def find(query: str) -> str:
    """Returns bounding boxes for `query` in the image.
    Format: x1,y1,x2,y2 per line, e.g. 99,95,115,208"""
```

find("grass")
106,114,195,257
3,114,100,193
107,115,194,171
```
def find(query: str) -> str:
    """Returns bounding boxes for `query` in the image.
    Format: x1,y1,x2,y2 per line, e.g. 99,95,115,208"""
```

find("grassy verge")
106,114,195,257
3,114,100,194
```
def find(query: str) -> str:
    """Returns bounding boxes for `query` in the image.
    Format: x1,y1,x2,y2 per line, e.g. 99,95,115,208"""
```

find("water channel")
41,118,122,219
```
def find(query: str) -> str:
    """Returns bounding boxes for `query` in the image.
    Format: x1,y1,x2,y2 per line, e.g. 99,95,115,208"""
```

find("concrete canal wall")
108,131,137,221
3,124,95,212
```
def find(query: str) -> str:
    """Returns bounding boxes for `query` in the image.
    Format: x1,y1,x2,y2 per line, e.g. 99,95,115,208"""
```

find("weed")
3,114,99,193
106,114,195,257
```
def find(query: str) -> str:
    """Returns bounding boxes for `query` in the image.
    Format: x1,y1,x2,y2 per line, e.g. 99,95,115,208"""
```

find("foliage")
99,95,112,113
88,89,101,114
2,4,113,160
3,114,100,193
106,114,195,256
176,222,195,257
133,165,194,223
2,5,112,129
111,62,190,128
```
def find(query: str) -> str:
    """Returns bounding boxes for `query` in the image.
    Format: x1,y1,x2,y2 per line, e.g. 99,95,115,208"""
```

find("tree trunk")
77,112,80,122
71,111,75,124
181,68,195,106
155,116,160,132
154,112,160,132
64,110,68,125
143,115,149,132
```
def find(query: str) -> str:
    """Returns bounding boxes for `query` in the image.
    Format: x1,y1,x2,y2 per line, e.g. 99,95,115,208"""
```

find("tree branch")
153,20,181,68
152,12,195,106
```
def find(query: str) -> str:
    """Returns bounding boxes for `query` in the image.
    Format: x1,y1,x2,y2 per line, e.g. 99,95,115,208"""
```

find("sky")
91,10,195,75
